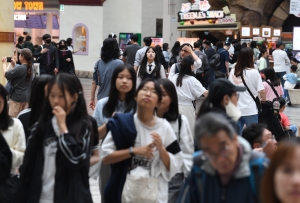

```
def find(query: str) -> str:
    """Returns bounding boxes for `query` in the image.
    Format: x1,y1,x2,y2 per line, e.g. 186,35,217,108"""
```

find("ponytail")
26,59,32,81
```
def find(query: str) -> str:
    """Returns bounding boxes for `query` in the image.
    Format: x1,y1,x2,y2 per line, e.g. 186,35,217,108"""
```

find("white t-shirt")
101,114,183,203
39,117,60,203
169,74,207,105
229,68,264,116
272,49,290,73
169,115,193,177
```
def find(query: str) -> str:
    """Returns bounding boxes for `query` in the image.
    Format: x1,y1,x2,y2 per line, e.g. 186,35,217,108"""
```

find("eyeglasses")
204,145,231,161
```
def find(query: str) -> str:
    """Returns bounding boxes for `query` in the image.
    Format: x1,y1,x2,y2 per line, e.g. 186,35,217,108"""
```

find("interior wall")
60,5,103,72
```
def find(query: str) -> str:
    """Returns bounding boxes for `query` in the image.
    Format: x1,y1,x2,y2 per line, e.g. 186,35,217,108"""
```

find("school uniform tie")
148,64,152,72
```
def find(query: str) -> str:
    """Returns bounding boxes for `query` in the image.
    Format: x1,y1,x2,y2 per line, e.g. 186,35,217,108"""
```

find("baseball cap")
276,41,284,47
208,78,246,102
224,41,231,46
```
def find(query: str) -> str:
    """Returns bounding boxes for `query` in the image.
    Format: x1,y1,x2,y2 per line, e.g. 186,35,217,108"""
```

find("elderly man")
177,112,268,203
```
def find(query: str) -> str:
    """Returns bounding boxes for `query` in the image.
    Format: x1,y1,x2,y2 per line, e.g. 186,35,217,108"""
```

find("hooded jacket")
177,136,268,203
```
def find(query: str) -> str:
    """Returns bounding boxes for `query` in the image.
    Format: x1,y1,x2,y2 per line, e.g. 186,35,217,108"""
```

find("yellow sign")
14,1,44,11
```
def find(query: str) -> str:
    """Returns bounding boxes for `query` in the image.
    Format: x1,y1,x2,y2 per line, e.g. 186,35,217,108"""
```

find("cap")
208,78,246,101
276,41,284,47
224,41,231,46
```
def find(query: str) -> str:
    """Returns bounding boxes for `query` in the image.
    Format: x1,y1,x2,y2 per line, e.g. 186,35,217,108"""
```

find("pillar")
0,1,14,85
46,13,53,36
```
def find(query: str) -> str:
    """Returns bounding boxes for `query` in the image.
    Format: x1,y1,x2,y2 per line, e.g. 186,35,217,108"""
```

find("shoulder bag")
240,73,262,114
265,80,279,98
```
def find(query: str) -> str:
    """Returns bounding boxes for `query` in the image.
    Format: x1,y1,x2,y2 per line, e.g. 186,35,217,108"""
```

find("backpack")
169,55,178,68
210,50,227,70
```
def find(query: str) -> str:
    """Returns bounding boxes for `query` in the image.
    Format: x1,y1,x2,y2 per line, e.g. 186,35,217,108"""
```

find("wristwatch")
129,147,135,157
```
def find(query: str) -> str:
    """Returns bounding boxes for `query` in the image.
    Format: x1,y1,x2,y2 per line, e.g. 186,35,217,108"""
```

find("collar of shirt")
117,100,126,112
146,62,156,75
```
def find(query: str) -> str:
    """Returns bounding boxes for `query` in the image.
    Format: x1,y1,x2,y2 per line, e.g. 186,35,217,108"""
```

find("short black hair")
42,34,51,41
194,41,201,48
203,40,211,46
25,36,31,41
242,123,267,148
273,97,286,109
130,34,138,42
291,65,297,72
66,38,72,46
17,36,24,44
276,41,284,48
143,37,152,46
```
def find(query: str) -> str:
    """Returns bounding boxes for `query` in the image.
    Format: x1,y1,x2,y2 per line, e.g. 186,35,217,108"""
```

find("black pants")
0,175,19,203
40,64,55,75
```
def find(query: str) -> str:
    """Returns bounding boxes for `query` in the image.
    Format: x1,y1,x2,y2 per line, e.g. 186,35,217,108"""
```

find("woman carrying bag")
101,78,183,203
229,48,266,135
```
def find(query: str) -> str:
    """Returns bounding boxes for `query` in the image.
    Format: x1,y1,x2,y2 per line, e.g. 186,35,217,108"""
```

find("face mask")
45,39,51,44
225,100,241,122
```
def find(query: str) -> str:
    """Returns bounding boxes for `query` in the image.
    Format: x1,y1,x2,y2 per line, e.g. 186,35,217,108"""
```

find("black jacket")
0,132,12,182
15,116,98,203
33,44,59,69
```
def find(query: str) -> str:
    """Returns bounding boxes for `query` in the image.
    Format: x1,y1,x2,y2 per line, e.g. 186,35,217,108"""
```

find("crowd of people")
1,31,300,203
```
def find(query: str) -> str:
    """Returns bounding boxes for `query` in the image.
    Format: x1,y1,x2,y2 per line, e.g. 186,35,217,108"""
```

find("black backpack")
210,50,226,70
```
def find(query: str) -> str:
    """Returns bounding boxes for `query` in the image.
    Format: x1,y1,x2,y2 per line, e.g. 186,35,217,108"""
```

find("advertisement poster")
262,28,271,38
241,27,251,37
151,38,163,47
119,33,133,51
293,27,300,51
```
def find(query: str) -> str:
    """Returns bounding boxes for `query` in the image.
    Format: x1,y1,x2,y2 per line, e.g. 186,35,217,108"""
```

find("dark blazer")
33,44,59,69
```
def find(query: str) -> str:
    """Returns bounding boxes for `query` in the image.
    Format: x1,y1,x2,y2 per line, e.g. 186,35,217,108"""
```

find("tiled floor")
80,78,300,203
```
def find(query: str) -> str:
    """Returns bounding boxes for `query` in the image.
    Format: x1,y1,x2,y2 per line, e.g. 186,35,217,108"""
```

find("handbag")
240,73,262,113
122,173,158,203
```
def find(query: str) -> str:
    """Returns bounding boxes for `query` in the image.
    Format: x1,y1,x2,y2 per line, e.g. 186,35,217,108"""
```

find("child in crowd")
275,97,297,135
283,65,298,105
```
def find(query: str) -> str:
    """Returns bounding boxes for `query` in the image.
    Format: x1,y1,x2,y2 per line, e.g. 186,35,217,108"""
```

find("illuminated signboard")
14,1,44,10
14,14,27,21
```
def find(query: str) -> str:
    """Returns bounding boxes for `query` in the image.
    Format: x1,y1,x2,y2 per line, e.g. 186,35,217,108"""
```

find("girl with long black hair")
18,75,52,141
16,73,99,203
57,39,75,74
93,64,136,203
136,47,166,87
101,78,182,203
263,67,284,101
169,56,208,134
156,79,193,203
0,84,26,203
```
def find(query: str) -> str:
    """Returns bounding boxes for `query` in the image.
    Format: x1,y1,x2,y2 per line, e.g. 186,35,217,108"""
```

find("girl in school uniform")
157,79,194,203
136,47,166,87
101,78,183,203
93,64,136,203
169,56,208,134
16,73,99,203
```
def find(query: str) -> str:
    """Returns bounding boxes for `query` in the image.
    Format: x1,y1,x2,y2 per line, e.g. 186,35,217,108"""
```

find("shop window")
72,23,89,55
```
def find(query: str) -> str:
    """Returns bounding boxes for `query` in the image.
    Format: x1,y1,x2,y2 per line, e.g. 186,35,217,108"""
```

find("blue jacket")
104,113,137,203
177,137,268,203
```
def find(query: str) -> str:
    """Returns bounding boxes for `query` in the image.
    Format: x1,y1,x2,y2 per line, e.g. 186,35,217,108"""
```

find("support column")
0,1,14,85
46,13,53,35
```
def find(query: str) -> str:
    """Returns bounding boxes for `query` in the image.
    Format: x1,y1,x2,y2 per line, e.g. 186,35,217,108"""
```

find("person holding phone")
33,34,59,75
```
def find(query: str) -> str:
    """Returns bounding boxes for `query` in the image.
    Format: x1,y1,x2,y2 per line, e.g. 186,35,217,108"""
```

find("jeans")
238,114,258,135
284,89,289,101
276,72,286,88
290,124,298,135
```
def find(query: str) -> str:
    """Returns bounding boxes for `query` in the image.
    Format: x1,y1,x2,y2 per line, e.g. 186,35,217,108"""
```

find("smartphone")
6,57,12,63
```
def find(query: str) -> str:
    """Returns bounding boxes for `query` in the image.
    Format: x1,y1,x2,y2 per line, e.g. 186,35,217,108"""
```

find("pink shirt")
279,112,290,128
263,81,284,101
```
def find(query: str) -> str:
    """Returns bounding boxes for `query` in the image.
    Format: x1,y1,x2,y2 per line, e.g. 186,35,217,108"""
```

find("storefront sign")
14,1,44,11
293,27,300,51
151,38,163,47
0,32,15,43
218,16,235,24
177,38,198,46
290,0,300,17
14,14,26,21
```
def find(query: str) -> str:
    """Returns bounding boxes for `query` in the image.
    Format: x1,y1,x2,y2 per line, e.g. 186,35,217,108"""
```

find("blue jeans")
238,115,258,135
276,72,286,88
284,89,289,101
290,124,297,135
